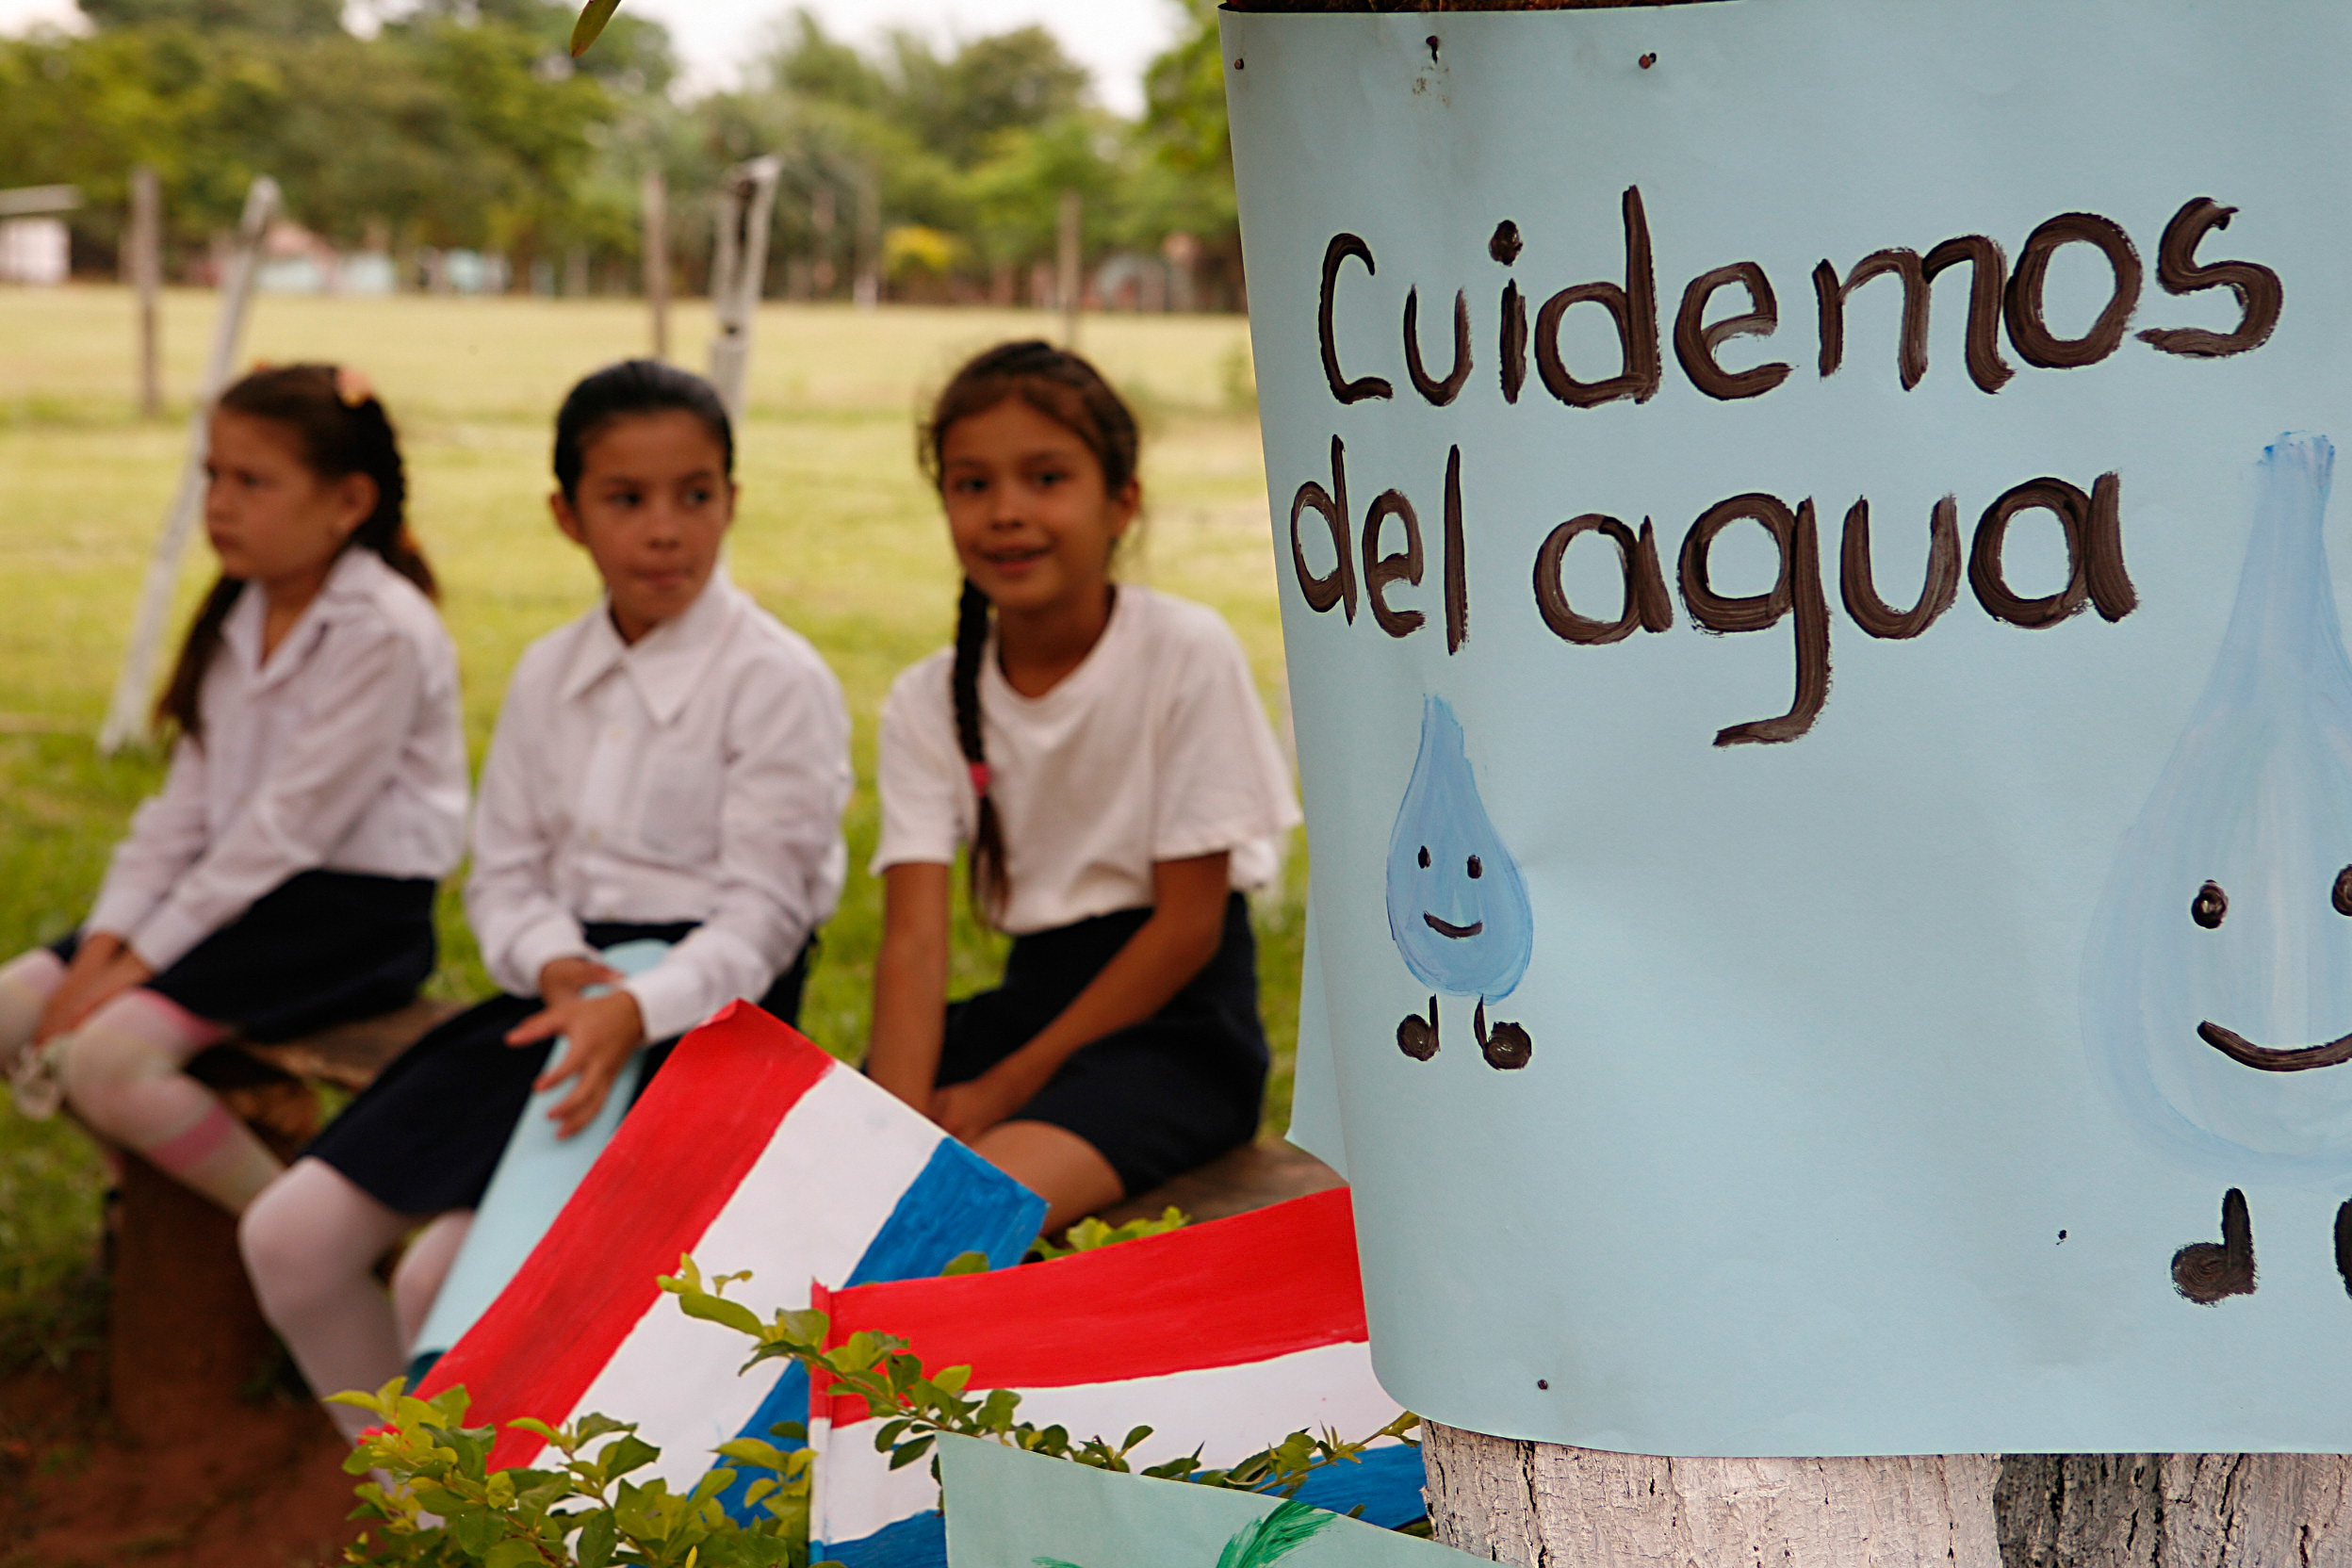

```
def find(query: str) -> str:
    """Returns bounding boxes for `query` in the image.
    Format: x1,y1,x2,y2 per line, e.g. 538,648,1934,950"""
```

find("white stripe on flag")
568,1066,947,1488
818,1340,1399,1547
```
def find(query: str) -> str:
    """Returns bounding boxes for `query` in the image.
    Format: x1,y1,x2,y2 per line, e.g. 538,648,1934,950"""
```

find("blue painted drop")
1385,695,1533,1001
2083,433,2352,1182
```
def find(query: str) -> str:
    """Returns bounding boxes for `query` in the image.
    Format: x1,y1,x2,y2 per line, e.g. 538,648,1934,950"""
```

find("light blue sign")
938,1437,1476,1568
1234,0,2352,1453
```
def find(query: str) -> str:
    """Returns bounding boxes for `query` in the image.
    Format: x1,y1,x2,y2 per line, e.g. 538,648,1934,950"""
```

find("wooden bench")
109,1002,1339,1433
108,999,459,1435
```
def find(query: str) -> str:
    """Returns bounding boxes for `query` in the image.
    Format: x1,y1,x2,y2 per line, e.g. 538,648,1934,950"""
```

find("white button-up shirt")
88,548,469,972
466,571,851,1043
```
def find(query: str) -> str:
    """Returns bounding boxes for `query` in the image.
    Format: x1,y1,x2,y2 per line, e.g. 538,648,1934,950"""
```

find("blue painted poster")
1230,0,2352,1453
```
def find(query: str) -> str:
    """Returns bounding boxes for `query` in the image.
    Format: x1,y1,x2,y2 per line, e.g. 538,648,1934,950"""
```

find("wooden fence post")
98,174,277,757
128,164,161,419
1057,188,1083,348
642,169,670,361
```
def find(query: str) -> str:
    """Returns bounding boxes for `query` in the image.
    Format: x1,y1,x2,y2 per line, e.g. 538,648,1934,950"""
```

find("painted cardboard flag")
810,1190,1421,1568
1229,0,2352,1453
417,1003,1046,1497
937,1435,1471,1568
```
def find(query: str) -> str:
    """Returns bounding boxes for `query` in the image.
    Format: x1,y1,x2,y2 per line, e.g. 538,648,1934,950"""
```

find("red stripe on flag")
823,1188,1363,1427
419,1003,833,1467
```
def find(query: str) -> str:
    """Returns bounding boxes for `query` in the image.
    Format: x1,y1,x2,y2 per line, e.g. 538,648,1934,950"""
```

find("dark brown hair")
922,340,1141,921
156,364,430,741
553,358,733,504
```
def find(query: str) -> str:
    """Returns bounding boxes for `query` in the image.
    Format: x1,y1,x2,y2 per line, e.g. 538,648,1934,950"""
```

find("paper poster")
937,1437,1468,1568
418,1003,1045,1503
1226,0,2352,1453
811,1190,1417,1567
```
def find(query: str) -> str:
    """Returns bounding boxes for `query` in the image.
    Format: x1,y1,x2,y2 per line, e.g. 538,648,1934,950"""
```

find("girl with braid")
0,365,466,1216
867,341,1299,1227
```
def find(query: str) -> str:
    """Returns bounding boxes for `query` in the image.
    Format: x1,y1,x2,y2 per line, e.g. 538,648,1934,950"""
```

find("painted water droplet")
1385,694,1533,1000
2084,434,2352,1181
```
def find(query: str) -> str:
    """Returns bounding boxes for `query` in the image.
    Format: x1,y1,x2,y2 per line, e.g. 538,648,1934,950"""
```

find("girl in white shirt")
868,341,1300,1229
241,359,851,1445
0,365,467,1216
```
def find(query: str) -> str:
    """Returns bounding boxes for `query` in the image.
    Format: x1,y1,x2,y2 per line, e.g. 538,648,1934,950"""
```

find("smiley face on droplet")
1385,694,1532,1000
2187,865,2352,1073
2084,434,2352,1180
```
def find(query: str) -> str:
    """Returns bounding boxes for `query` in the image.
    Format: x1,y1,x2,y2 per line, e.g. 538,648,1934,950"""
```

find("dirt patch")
0,1349,367,1568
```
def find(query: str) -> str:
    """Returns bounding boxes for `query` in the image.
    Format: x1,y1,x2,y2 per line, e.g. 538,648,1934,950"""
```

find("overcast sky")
0,0,1187,115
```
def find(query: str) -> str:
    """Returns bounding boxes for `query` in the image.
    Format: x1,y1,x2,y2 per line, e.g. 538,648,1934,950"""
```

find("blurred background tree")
0,0,1245,308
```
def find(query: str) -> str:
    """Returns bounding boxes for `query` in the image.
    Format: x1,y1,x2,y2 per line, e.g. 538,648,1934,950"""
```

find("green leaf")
483,1535,547,1567
714,1438,788,1469
602,1433,662,1478
576,1510,618,1568
569,0,622,58
675,1290,766,1338
940,1250,990,1276
887,1435,935,1470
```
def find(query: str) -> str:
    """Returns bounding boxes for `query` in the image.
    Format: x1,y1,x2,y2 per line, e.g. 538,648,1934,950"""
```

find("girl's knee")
239,1159,402,1308
57,989,220,1108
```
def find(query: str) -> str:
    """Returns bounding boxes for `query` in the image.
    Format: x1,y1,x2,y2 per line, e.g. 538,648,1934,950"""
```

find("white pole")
98,175,280,755
707,155,781,427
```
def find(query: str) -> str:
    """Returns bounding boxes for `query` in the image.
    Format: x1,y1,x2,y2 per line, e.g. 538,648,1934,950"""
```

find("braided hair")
922,340,1141,922
156,364,430,742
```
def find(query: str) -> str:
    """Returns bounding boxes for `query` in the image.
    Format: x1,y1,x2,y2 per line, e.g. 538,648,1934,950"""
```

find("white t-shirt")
874,587,1301,937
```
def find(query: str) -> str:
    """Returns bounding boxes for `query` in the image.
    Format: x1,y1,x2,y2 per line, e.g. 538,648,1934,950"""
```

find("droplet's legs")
2172,1187,2257,1303
1396,996,1440,1061
1473,998,1533,1070
2334,1200,2352,1301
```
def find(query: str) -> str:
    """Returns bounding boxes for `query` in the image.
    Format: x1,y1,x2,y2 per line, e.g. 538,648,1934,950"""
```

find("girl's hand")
36,938,154,1044
507,988,645,1138
930,1065,1037,1144
537,955,622,1009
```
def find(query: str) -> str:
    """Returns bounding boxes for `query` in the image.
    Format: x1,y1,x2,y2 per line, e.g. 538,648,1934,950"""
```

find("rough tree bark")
1423,1423,2001,1566
1237,0,2352,1561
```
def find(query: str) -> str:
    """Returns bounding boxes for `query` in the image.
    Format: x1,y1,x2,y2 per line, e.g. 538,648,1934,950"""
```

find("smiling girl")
240,358,851,1446
866,341,1300,1229
0,364,467,1216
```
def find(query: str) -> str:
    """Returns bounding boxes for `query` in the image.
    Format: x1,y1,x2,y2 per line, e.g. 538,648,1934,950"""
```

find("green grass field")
0,285,1292,1364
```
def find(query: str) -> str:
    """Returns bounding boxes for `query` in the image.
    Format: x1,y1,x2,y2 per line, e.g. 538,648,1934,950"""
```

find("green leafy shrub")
339,1246,1418,1567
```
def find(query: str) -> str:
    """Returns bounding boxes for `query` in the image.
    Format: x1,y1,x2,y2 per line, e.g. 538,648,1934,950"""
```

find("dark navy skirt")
936,892,1268,1196
54,870,438,1043
306,921,811,1216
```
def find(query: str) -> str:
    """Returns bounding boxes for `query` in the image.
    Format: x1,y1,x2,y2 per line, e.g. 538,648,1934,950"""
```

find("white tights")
0,948,63,1090
240,1157,473,1444
0,948,282,1214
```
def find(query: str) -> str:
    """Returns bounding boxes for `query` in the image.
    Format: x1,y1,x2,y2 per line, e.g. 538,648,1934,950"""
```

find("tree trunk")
1423,1423,2001,1567
1995,1455,2352,1567
1240,0,2352,1562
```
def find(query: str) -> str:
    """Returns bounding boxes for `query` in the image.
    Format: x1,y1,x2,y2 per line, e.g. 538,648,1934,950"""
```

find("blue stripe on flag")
1289,1444,1429,1528
820,1509,947,1568
843,1137,1049,1285
714,1138,1046,1521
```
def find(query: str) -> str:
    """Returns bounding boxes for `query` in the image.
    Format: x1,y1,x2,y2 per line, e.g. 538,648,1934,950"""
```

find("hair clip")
968,761,992,795
335,366,376,407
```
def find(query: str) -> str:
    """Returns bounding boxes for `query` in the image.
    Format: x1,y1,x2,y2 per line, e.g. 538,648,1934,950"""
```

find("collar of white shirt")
557,567,743,726
220,547,396,693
